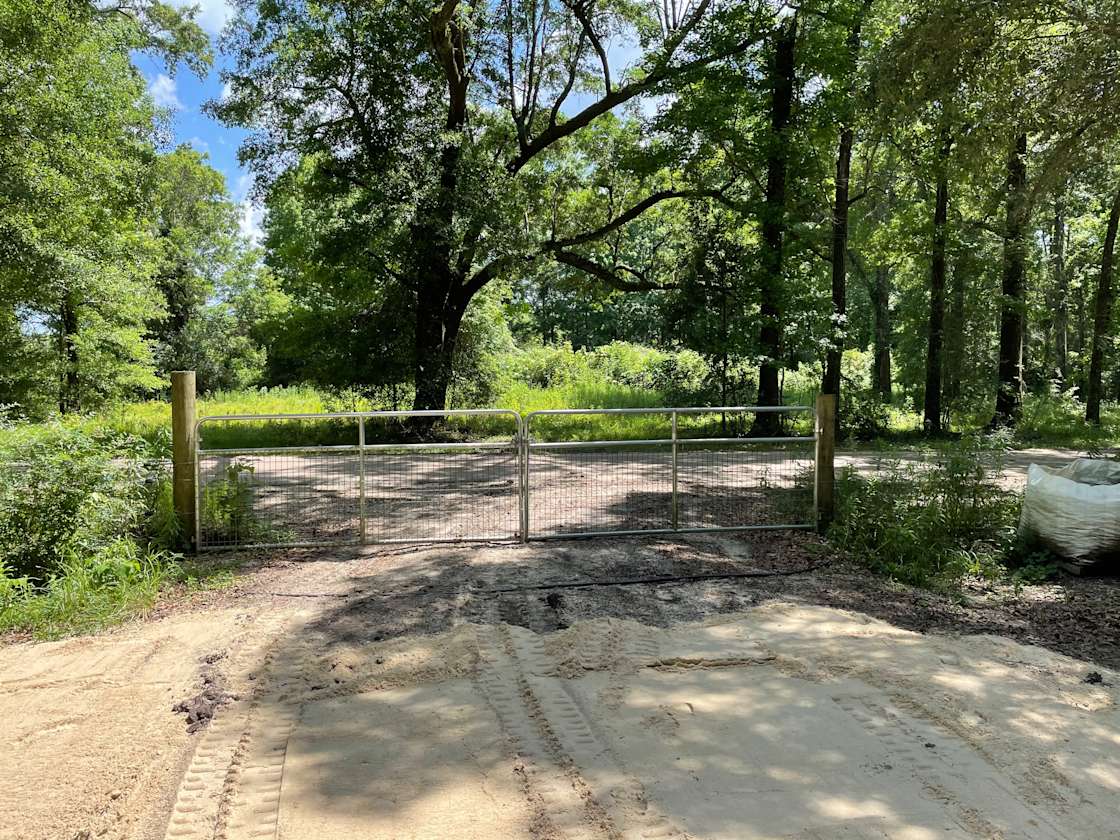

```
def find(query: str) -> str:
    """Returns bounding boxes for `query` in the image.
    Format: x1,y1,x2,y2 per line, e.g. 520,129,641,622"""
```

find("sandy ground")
3,533,1119,840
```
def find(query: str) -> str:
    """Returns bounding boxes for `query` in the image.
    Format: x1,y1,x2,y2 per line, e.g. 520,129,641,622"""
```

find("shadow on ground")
211,531,1120,839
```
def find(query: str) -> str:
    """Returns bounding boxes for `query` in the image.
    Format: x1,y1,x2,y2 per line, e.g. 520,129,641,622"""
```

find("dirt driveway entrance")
1,534,1118,839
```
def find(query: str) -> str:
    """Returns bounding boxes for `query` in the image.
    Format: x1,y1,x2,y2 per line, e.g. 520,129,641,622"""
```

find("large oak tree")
216,0,772,411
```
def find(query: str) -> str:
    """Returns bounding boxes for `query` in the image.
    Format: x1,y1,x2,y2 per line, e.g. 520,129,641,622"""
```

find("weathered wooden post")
814,392,837,532
171,371,198,551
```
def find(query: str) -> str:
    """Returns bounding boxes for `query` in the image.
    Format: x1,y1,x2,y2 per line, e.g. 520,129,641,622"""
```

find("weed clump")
828,435,1021,589
0,425,182,637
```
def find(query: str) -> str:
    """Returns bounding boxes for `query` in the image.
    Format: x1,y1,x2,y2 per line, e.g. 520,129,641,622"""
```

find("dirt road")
3,532,1118,839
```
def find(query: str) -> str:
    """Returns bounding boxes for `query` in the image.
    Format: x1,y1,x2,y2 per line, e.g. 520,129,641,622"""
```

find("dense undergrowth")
3,343,1117,450
828,433,1059,590
0,425,231,639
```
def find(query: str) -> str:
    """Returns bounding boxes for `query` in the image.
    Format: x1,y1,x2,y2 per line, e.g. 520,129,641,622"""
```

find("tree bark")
1076,275,1088,397
409,151,467,412
1051,196,1069,383
752,15,797,437
944,261,965,403
993,132,1029,427
871,264,892,398
1085,186,1120,424
923,131,951,435
822,8,866,436
822,122,852,435
410,18,469,415
59,294,80,414
412,287,468,415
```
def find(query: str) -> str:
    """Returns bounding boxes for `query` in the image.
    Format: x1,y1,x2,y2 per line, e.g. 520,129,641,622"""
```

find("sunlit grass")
4,380,1118,452
0,545,175,640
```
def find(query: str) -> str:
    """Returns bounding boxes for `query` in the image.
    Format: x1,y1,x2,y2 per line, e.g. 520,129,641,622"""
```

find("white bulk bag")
1019,459,1120,561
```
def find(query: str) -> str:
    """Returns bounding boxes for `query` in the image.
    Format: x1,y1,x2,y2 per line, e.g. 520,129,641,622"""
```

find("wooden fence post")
814,392,836,532
171,371,198,552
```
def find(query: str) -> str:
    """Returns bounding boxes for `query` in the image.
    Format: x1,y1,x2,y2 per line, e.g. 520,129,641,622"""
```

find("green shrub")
0,540,175,638
648,351,709,403
0,559,33,613
0,426,187,637
829,435,1019,589
842,387,891,441
145,475,184,552
502,342,599,389
587,341,709,400
0,427,150,581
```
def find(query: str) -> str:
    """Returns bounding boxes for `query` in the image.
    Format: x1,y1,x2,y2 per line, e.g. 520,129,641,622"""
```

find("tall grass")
0,543,175,639
0,426,185,639
1013,393,1120,448
4,343,1117,451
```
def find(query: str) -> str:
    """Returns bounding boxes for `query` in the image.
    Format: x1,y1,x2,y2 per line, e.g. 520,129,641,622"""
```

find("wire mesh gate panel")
524,407,816,538
195,410,522,550
194,406,814,549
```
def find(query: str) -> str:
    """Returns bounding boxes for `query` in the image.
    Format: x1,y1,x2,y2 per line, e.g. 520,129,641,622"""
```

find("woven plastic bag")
1019,458,1120,561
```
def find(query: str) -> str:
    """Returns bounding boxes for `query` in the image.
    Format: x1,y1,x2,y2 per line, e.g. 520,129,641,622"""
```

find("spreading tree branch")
551,249,674,291
507,16,765,173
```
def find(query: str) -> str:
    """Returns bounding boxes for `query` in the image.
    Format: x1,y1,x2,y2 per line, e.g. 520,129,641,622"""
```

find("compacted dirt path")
2,534,1118,839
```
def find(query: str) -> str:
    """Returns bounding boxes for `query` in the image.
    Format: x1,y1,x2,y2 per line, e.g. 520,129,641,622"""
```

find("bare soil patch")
1,530,1118,839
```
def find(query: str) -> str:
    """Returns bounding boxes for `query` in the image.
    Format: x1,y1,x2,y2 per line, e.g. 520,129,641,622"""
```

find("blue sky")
133,1,264,242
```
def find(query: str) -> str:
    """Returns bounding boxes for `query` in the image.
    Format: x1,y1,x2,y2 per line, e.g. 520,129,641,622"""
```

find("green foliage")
145,475,184,552
0,424,185,637
174,557,240,592
0,541,175,639
829,436,1021,589
1013,392,1120,447
199,462,279,545
0,426,150,581
494,341,709,402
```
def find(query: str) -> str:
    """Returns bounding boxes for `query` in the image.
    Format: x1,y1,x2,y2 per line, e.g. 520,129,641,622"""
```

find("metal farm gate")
194,406,817,551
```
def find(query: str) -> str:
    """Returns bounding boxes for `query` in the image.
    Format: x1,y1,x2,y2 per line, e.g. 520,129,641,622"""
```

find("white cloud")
239,200,265,245
221,80,233,101
170,0,235,36
233,173,263,242
234,173,253,201
148,73,183,110
186,136,210,152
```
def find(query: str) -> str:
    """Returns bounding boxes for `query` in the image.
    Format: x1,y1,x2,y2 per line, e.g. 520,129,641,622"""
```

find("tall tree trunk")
1085,186,1120,424
1051,196,1069,384
753,15,797,437
410,12,472,415
993,132,1029,426
923,130,952,435
410,132,467,412
59,294,80,414
944,261,965,403
871,264,892,398
823,123,853,436
822,7,866,436
412,287,468,415
1072,269,1088,396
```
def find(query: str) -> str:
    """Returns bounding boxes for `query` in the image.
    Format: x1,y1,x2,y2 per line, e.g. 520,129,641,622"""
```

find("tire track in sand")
476,624,610,840
163,612,309,840
832,694,1074,840
478,621,689,840
508,627,688,840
